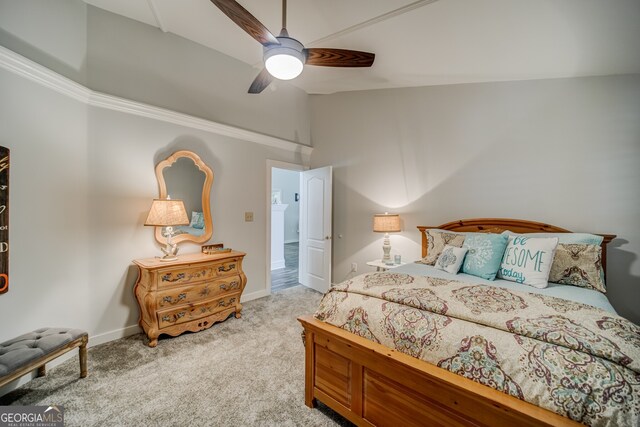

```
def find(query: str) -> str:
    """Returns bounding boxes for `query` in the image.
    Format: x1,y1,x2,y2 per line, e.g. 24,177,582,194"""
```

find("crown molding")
0,45,313,157
307,0,439,48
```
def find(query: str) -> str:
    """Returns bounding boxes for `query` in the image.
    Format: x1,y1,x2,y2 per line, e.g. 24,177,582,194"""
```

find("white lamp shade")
144,199,189,226
373,213,401,233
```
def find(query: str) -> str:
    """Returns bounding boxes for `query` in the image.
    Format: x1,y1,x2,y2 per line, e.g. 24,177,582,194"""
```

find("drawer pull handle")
162,269,214,283
162,273,185,282
218,298,236,308
162,293,186,305
219,281,239,291
218,264,236,273
162,312,186,323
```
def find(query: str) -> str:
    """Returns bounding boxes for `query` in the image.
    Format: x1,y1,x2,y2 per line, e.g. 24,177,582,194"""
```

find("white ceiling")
84,0,640,94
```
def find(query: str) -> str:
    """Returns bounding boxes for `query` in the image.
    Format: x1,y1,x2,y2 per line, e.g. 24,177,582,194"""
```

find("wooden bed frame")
298,218,616,427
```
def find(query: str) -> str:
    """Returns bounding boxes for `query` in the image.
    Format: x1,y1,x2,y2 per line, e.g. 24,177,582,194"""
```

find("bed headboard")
417,218,616,275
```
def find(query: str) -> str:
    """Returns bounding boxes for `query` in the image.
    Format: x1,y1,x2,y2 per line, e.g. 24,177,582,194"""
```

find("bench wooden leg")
37,365,46,377
79,335,88,378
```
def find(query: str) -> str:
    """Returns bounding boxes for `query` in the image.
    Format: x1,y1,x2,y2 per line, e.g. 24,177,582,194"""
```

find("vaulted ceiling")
84,0,640,94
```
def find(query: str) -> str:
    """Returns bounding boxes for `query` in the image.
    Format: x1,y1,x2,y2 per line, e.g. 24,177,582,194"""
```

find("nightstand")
366,260,406,272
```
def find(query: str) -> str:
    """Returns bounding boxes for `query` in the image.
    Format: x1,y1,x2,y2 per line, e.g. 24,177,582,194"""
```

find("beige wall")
0,68,90,341
310,74,640,324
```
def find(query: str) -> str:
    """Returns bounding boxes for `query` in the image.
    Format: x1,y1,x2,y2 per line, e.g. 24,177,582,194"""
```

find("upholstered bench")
0,328,88,388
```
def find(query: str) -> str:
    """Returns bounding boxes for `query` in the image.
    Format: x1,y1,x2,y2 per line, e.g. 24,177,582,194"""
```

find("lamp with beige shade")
373,213,401,265
144,198,189,261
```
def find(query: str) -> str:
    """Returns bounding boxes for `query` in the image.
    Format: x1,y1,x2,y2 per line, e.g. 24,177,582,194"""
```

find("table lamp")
144,198,189,261
373,213,401,265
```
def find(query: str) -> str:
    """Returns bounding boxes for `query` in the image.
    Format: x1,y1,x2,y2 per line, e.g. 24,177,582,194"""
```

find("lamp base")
382,232,392,263
159,227,179,261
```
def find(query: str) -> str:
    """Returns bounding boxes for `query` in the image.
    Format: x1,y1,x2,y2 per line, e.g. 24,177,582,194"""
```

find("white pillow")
498,236,559,288
435,245,468,275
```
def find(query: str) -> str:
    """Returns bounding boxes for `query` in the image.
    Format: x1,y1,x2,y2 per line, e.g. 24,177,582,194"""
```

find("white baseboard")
271,260,286,270
241,289,270,302
88,324,142,347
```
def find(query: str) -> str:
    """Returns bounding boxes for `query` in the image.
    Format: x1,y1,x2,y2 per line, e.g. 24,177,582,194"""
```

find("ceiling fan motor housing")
264,36,306,80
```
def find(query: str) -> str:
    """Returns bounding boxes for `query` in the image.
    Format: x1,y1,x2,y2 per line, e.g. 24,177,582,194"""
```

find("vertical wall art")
0,147,8,294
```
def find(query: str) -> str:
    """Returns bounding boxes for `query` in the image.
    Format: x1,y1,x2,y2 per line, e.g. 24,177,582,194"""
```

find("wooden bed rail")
299,315,580,427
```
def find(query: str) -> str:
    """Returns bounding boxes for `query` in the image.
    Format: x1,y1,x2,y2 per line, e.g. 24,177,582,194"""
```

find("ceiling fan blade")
304,48,375,67
248,69,274,94
210,0,279,46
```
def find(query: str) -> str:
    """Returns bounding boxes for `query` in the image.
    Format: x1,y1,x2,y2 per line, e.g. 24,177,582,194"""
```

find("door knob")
325,236,332,240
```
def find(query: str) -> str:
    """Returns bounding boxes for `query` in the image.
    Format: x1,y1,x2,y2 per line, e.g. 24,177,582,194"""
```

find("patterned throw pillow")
548,244,606,293
497,236,559,289
462,233,509,281
435,245,468,274
190,211,205,229
420,230,465,265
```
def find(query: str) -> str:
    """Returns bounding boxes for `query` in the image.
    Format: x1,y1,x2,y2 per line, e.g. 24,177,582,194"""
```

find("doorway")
266,161,333,295
270,167,301,292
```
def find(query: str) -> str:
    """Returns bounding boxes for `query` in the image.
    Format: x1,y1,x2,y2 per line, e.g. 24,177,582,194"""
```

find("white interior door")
299,166,332,293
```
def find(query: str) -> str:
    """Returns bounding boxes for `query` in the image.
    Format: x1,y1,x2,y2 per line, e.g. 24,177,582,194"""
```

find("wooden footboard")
298,315,580,427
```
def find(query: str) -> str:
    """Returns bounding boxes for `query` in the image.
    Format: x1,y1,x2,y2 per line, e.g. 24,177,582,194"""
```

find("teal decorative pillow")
461,233,509,280
501,230,603,245
435,245,468,275
190,211,205,229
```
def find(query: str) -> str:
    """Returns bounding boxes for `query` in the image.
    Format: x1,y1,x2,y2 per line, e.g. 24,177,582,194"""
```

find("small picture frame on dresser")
202,243,231,254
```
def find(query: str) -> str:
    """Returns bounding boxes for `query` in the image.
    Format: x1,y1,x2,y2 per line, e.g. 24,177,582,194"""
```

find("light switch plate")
245,212,254,222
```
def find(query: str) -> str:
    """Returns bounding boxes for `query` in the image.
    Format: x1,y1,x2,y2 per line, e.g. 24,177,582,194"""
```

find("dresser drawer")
156,276,242,308
157,258,240,287
157,295,238,329
157,265,216,287
214,260,239,277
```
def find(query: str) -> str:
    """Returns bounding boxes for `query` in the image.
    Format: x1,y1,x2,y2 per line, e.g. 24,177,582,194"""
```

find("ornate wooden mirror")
155,150,213,245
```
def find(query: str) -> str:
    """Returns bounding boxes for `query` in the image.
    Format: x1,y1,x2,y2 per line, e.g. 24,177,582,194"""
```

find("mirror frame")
154,150,214,245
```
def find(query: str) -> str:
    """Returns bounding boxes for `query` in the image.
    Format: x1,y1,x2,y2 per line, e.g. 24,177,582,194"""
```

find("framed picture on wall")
0,146,8,294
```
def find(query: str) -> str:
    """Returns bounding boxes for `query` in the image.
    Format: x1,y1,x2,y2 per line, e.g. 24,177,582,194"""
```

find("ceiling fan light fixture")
264,36,305,80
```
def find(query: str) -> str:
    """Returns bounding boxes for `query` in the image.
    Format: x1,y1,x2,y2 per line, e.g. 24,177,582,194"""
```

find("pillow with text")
497,235,559,288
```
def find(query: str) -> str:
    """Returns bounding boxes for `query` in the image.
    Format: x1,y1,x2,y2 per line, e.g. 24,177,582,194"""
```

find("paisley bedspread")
314,272,640,426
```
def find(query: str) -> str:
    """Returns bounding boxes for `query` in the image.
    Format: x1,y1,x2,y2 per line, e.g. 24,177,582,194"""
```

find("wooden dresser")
133,251,247,347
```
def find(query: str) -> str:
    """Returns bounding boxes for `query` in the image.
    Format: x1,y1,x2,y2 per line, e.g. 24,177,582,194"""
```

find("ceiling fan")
210,0,375,93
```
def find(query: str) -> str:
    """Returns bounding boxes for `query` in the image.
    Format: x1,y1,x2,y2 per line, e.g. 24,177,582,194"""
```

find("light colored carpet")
0,286,353,427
